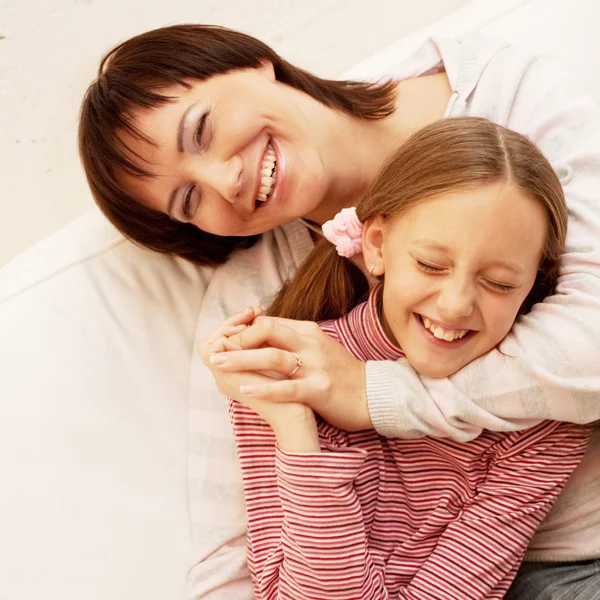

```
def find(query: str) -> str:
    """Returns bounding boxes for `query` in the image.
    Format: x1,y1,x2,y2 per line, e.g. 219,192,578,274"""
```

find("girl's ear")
362,216,385,276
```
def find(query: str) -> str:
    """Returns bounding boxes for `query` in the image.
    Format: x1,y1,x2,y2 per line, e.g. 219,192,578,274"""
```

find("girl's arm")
386,421,590,599
255,444,389,600
256,421,589,600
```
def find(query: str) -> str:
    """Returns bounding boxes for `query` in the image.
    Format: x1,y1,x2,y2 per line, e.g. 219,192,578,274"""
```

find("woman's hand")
198,308,321,452
201,314,371,432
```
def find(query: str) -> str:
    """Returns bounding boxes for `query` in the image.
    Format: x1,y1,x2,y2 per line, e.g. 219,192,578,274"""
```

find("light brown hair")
78,24,397,266
268,117,567,320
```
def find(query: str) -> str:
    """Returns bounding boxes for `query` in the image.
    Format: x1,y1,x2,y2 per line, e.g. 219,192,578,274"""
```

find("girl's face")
363,182,548,378
119,63,343,237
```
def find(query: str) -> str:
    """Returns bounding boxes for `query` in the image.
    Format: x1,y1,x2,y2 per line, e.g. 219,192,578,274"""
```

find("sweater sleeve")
367,52,600,441
255,446,389,600
390,422,590,599
255,423,589,600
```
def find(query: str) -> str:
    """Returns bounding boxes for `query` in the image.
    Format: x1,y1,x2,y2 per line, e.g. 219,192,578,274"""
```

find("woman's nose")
436,278,474,321
198,155,244,206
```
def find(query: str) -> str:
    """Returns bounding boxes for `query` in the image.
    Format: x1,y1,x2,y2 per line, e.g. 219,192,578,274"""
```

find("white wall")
0,0,471,266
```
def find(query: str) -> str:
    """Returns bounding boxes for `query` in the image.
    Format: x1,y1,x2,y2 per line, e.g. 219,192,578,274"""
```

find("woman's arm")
366,51,600,440
208,49,600,441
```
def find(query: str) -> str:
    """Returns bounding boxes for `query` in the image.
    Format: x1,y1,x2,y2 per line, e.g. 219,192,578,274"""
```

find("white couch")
1,1,597,598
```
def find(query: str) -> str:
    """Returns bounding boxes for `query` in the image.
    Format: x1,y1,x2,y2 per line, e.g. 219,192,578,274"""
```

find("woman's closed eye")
194,112,211,151
182,186,198,221
180,113,212,221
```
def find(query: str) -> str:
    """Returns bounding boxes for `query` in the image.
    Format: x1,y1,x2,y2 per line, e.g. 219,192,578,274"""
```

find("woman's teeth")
421,316,469,342
257,144,277,202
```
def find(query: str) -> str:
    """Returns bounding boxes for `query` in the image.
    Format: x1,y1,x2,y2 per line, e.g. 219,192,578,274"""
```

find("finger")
226,316,303,352
202,336,240,361
209,347,300,376
239,379,306,403
222,337,242,352
263,316,320,334
203,322,248,346
214,369,287,401
211,306,259,334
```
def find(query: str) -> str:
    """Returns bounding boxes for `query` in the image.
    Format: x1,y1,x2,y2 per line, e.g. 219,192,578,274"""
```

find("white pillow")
0,211,206,599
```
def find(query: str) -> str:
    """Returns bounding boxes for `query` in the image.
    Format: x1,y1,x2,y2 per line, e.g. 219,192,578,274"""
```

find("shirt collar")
344,283,405,362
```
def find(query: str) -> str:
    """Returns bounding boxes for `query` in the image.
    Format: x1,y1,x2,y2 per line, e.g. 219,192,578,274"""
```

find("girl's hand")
202,315,371,432
198,308,320,452
198,306,282,398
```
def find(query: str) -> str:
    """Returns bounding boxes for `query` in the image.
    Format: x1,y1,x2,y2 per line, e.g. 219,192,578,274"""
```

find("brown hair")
78,24,397,266
269,117,567,320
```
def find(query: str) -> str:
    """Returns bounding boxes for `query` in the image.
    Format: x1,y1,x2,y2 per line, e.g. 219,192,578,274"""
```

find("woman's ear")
362,216,385,277
257,59,276,82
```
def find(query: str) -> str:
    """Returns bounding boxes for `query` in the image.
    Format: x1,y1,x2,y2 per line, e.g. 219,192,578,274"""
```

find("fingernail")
209,354,228,365
239,385,255,395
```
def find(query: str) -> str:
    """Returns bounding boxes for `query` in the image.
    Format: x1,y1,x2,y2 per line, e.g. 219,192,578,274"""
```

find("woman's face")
364,182,548,378
120,63,336,237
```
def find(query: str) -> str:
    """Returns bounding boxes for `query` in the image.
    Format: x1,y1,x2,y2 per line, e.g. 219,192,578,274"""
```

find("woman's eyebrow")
177,100,200,152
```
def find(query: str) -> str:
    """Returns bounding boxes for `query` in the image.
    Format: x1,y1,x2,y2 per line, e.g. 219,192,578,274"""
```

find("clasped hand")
198,307,371,434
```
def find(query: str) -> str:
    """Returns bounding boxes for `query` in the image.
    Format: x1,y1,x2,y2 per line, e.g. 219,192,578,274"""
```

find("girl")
220,118,591,599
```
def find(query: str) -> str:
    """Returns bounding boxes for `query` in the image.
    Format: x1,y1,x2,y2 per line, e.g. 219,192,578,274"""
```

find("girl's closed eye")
416,260,445,273
485,280,516,294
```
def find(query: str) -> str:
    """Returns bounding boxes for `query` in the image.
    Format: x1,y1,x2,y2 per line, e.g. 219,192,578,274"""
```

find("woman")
79,25,600,599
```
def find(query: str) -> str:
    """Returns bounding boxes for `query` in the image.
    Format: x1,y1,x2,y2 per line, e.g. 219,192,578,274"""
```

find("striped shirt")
230,289,590,599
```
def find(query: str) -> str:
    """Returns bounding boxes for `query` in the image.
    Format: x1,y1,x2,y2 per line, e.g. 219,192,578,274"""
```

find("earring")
369,265,376,276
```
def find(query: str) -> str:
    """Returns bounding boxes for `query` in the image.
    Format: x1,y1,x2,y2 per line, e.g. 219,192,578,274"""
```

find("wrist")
272,405,321,453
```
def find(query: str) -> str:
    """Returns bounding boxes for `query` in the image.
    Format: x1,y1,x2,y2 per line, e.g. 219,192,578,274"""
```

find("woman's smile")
254,138,286,213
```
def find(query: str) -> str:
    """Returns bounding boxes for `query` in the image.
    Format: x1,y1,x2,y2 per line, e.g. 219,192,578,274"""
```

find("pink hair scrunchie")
322,207,364,258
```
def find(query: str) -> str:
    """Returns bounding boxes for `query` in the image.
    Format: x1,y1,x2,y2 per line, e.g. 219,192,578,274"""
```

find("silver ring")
288,352,302,377
369,265,375,276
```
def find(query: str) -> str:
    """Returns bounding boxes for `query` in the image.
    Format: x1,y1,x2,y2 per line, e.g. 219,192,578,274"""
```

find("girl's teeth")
421,315,468,342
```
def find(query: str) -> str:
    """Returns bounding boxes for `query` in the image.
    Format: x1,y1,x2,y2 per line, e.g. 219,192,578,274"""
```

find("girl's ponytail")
267,237,369,322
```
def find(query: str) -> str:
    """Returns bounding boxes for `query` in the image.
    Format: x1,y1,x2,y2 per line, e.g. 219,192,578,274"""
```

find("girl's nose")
436,278,474,321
